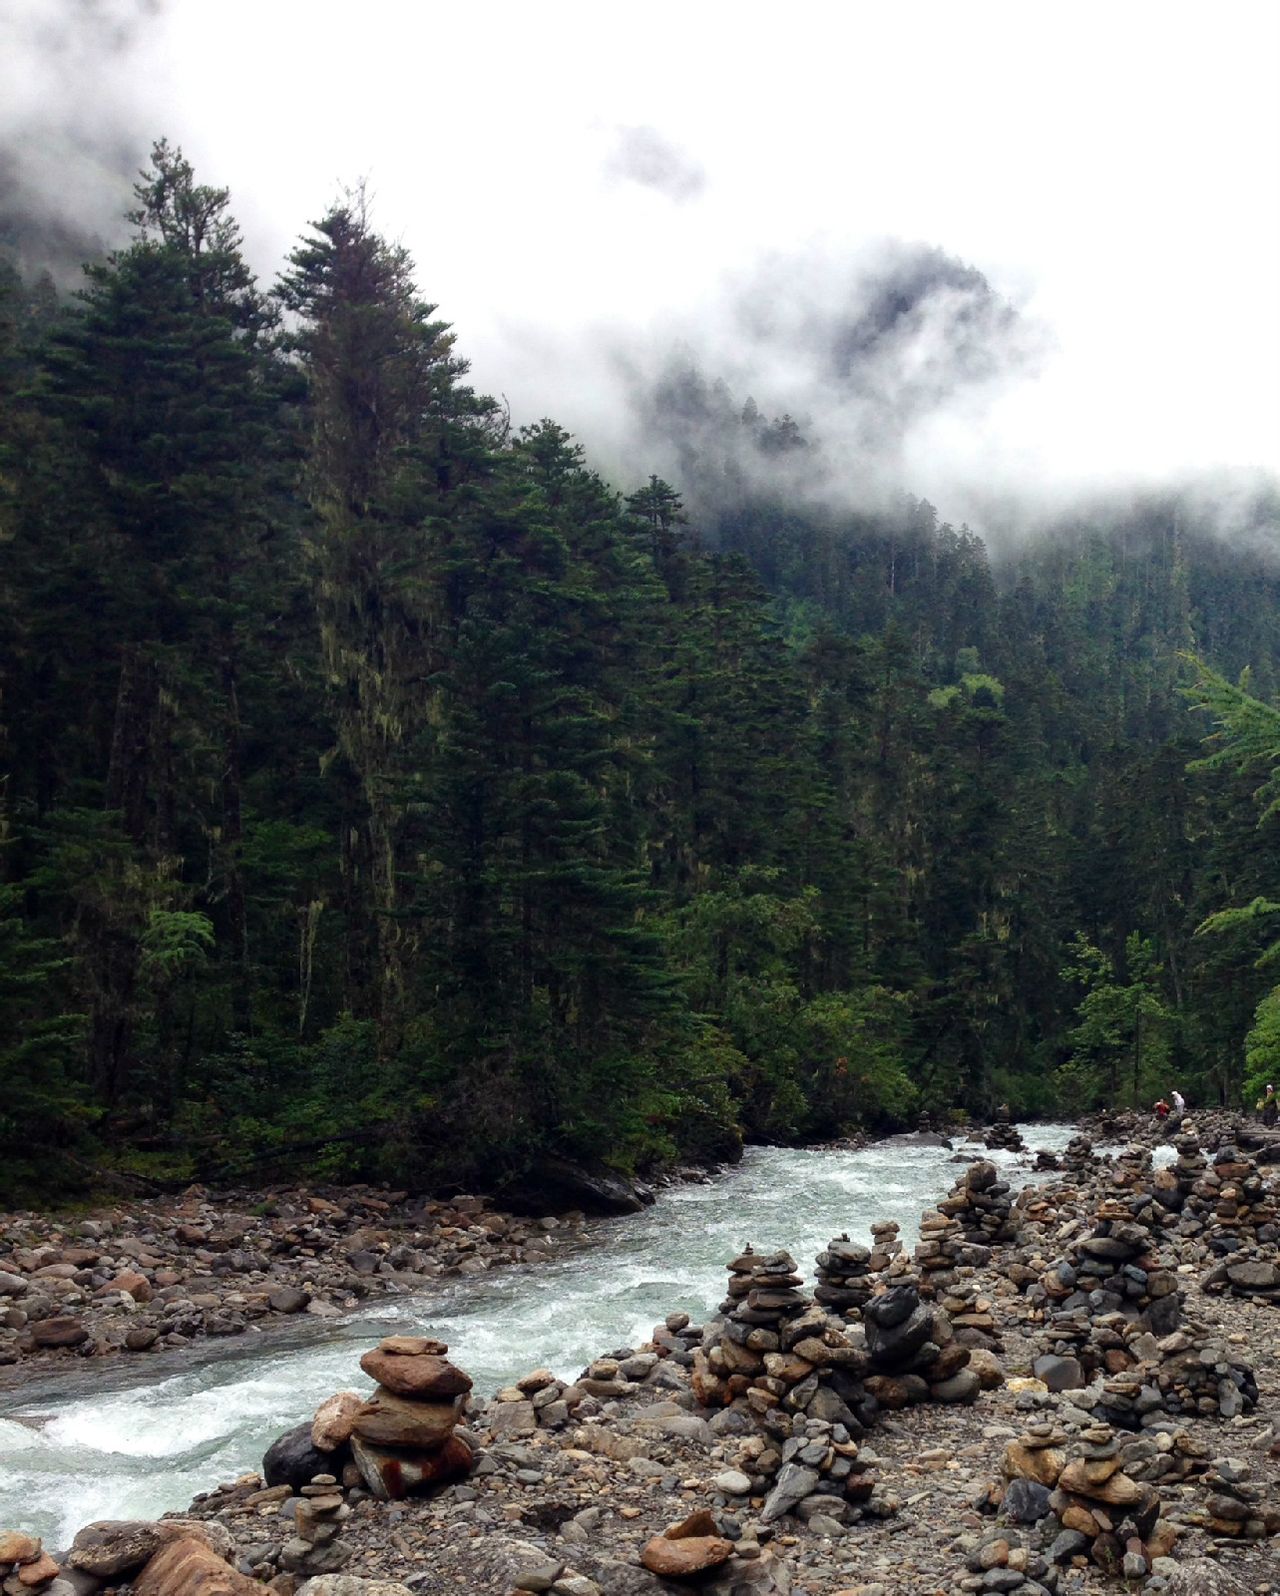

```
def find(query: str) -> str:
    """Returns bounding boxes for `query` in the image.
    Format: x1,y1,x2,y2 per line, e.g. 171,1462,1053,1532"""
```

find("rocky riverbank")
4,1118,1279,1595
0,1184,595,1385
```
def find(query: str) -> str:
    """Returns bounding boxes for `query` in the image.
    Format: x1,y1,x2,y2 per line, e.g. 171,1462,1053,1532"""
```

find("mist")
2,0,1277,546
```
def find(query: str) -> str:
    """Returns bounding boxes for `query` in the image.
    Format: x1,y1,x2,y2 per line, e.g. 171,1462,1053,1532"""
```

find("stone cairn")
1193,1143,1279,1302
1028,1204,1185,1391
1000,1418,1178,1582
0,1533,59,1596
812,1234,875,1318
983,1120,1026,1153
690,1247,893,1526
1190,1457,1280,1541
863,1280,982,1408
303,1333,474,1502
279,1473,348,1578
1062,1134,1101,1172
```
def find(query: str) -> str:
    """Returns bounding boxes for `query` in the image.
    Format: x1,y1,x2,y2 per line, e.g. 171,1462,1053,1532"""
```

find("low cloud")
603,125,706,203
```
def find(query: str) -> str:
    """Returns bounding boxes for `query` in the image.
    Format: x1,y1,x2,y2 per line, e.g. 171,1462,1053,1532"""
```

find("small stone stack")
863,1281,980,1406
692,1247,810,1406
0,1533,59,1594
755,1416,887,1528
1192,1457,1280,1540
1151,1131,1206,1219
1063,1134,1100,1172
1146,1328,1259,1421
983,1121,1026,1153
1109,1144,1153,1190
812,1234,875,1319
867,1219,905,1274
1002,1420,1176,1581
279,1473,349,1577
940,1160,1019,1248
1193,1142,1280,1301
912,1206,965,1288
343,1334,474,1500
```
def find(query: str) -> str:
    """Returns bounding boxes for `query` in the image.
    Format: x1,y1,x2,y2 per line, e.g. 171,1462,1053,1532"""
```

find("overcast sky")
4,0,1278,530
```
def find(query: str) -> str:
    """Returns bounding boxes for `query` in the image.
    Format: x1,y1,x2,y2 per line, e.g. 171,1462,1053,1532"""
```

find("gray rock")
711,1469,752,1495
1158,1560,1252,1595
1031,1354,1084,1393
298,1582,414,1596
760,1462,821,1523
1001,1479,1052,1523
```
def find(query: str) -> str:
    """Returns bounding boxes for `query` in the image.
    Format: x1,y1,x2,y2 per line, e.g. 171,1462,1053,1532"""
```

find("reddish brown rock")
29,1317,89,1349
349,1433,473,1501
132,1537,258,1596
351,1388,465,1449
667,1509,719,1539
377,1335,448,1356
96,1270,152,1303
358,1349,471,1399
640,1536,734,1578
0,1534,41,1564
16,1553,60,1588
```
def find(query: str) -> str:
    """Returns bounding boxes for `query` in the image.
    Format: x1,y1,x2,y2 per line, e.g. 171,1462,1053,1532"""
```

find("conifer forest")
2,144,1279,1204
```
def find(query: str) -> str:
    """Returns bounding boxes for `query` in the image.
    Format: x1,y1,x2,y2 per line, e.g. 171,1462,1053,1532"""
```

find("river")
0,1126,1083,1544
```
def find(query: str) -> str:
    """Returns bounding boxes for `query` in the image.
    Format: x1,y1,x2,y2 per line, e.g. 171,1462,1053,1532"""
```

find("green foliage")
1243,985,1280,1104
1058,933,1176,1109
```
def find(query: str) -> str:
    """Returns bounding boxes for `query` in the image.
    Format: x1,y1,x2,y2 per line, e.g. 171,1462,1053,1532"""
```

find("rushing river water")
1,1126,1085,1544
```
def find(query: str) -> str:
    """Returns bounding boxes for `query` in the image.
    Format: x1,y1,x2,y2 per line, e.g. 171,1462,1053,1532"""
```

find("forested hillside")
2,147,1278,1202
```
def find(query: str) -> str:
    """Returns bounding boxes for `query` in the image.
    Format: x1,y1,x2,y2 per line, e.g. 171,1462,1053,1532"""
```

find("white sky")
6,0,1280,521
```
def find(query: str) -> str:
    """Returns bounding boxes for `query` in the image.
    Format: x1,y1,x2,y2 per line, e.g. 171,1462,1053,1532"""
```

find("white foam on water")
0,1127,1080,1540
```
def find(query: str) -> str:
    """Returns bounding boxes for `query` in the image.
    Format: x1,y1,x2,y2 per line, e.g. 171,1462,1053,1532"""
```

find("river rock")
358,1348,471,1399
349,1433,472,1500
15,1553,60,1588
132,1537,257,1596
297,1582,414,1596
263,1423,335,1491
268,1287,310,1314
29,1317,88,1348
68,1522,235,1581
639,1536,733,1578
0,1536,41,1565
312,1392,364,1452
351,1388,463,1448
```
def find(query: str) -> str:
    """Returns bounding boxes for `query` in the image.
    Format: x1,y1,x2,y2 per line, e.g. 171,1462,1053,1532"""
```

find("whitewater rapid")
1,1127,1086,1543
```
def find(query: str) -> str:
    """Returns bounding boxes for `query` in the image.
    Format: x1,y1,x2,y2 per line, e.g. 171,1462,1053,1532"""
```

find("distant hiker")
1260,1084,1278,1128
1154,1098,1170,1121
1171,1088,1186,1115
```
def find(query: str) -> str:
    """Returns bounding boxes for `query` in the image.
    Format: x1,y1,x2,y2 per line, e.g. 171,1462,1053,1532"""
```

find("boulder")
30,1317,88,1349
263,1423,335,1491
349,1433,472,1500
0,1534,41,1564
350,1388,464,1449
132,1538,257,1596
68,1522,235,1581
17,1553,60,1587
268,1287,310,1314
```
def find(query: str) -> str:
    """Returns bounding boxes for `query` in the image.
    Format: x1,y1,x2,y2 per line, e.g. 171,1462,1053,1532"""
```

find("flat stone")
0,1536,41,1565
351,1388,463,1449
359,1349,471,1399
639,1537,733,1578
